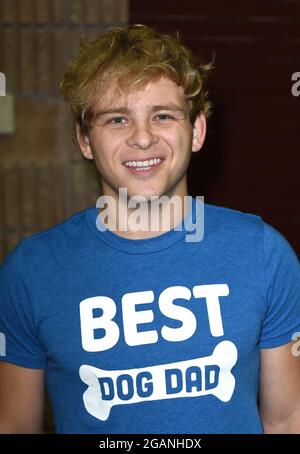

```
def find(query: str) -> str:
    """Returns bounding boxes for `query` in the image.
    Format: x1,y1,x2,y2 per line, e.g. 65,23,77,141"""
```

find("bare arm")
259,342,300,433
0,362,45,434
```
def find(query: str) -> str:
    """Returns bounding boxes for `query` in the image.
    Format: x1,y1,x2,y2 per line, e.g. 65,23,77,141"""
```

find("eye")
109,116,127,125
155,113,173,121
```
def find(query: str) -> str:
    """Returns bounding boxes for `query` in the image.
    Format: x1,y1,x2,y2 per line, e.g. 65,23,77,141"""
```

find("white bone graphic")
79,340,237,421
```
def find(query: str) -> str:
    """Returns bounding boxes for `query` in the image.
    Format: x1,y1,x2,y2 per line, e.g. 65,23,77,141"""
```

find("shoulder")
1,208,93,270
203,203,298,261
204,203,264,244
205,203,263,227
20,208,91,252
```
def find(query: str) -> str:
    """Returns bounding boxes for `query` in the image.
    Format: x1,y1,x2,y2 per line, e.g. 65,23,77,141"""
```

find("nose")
126,120,159,149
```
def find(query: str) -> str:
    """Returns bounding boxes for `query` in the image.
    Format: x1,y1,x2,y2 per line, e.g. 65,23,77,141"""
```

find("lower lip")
124,161,163,175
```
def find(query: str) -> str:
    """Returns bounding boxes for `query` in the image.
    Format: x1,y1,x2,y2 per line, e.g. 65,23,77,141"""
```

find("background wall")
130,0,300,255
0,0,128,262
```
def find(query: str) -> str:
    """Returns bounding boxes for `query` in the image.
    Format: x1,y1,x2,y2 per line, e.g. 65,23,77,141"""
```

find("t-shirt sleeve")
260,223,300,348
0,243,46,368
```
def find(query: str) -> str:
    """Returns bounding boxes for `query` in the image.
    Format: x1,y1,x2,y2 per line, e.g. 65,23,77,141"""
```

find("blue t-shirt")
0,201,299,434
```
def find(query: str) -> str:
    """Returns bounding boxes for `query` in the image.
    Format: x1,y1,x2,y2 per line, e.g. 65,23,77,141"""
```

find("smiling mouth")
123,157,163,171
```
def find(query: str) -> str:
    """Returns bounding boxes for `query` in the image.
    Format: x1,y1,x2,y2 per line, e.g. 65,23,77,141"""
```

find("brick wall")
130,0,300,255
0,0,128,262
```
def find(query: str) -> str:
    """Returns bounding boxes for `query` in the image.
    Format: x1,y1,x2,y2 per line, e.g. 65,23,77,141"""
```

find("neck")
98,189,190,240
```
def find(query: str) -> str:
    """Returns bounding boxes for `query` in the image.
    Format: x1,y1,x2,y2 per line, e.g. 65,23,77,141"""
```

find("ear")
76,123,94,160
192,112,207,152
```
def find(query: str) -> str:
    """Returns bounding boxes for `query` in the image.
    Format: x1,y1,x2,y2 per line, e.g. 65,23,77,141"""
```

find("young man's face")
78,76,206,201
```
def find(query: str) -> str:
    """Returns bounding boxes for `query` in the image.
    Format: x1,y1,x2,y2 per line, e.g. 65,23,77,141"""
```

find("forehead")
93,77,185,111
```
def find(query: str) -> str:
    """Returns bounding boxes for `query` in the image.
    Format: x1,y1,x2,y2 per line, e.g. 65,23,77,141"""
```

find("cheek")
91,137,116,162
162,130,182,149
167,130,192,159
168,123,192,144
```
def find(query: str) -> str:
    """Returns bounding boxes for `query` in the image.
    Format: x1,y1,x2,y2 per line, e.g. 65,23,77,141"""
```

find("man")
0,25,299,434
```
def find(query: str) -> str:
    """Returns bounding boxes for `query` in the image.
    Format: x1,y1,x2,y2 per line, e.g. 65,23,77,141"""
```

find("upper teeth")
124,158,162,168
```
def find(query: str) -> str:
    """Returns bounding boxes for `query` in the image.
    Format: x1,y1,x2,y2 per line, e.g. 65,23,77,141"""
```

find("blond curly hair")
60,24,213,136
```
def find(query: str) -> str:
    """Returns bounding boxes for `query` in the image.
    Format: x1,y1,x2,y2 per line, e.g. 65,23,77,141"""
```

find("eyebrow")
93,107,129,119
93,104,186,119
151,104,186,113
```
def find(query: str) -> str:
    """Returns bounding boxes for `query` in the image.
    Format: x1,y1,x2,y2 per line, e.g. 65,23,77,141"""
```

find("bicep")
259,342,300,433
0,361,45,433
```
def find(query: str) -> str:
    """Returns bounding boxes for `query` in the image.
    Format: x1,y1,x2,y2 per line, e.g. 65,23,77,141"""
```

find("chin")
128,193,159,204
126,187,164,201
